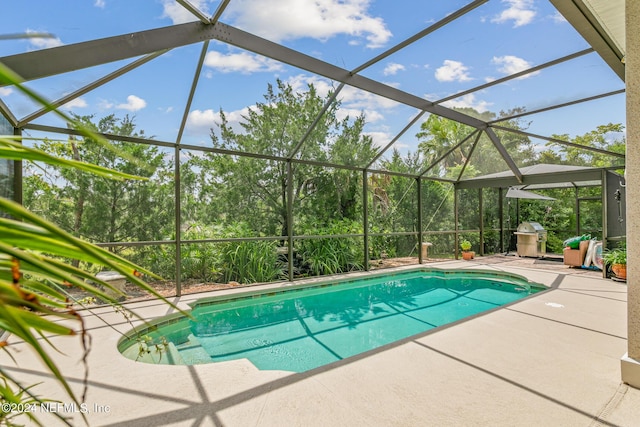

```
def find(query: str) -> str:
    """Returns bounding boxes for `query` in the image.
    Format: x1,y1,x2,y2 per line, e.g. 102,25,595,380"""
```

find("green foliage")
131,244,177,282
298,220,364,276
421,180,454,232
416,114,476,177
214,222,284,283
368,224,397,259
603,245,626,266
143,222,285,284
184,79,377,238
545,123,625,168
181,244,219,283
417,107,535,177
220,240,284,284
0,61,177,426
458,188,480,231
370,150,420,235
24,114,173,247
0,379,46,426
545,231,565,254
460,239,472,251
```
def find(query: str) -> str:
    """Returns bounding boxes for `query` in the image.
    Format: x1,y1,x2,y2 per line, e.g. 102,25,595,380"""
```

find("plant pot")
462,251,475,260
612,263,627,280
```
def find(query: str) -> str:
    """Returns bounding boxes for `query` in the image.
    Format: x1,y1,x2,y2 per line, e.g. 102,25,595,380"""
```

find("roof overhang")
550,0,625,81
455,164,620,190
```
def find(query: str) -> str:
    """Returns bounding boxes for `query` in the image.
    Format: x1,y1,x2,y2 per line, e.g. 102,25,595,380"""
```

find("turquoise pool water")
119,269,545,372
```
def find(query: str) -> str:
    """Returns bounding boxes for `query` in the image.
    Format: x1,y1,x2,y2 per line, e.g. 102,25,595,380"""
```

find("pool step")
174,334,211,364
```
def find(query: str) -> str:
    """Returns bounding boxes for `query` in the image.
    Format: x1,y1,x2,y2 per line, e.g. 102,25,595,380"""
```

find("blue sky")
0,0,626,165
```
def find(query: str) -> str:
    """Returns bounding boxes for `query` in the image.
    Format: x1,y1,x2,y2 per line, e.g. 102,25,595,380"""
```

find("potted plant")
460,239,475,260
603,246,626,280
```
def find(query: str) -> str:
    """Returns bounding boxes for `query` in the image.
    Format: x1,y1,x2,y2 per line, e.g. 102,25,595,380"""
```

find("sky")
0,0,627,167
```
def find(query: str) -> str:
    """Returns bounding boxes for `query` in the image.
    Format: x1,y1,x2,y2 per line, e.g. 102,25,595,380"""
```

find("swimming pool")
118,268,546,372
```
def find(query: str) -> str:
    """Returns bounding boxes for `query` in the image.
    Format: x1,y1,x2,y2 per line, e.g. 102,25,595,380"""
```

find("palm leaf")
0,138,146,181
0,61,179,425
0,198,162,281
0,304,79,408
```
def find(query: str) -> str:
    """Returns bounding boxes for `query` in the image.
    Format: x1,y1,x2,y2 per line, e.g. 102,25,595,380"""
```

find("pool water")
119,269,545,372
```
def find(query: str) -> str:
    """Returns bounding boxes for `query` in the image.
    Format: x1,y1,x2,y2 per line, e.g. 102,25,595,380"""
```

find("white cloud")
285,74,397,122
26,29,63,50
204,50,283,74
551,11,567,23
0,87,13,97
98,99,114,110
383,63,405,76
441,94,492,113
188,109,219,128
187,106,252,134
435,60,472,82
341,85,399,110
492,55,539,79
116,95,147,111
285,74,334,98
188,73,401,137
226,0,392,48
61,97,87,110
94,0,106,8
336,107,384,124
161,0,209,24
363,131,391,148
492,0,536,27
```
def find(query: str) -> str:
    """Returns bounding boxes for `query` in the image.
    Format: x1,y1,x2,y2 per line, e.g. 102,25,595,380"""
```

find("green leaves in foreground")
0,61,178,426
0,195,180,425
0,137,145,181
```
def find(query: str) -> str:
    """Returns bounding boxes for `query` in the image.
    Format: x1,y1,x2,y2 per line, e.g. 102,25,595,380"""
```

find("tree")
185,79,376,237
417,107,536,177
542,123,625,168
24,114,173,249
0,62,175,426
416,113,476,176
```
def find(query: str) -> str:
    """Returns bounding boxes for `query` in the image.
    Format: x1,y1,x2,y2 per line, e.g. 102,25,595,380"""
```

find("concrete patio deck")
3,256,639,426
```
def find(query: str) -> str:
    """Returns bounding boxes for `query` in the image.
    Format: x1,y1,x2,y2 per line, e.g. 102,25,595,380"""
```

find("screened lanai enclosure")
0,0,626,297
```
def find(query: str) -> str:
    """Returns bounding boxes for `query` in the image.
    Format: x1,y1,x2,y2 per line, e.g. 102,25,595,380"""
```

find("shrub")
298,219,364,276
219,239,284,283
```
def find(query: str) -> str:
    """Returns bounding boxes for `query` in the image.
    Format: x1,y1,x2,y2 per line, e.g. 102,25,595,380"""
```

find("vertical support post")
575,186,581,236
479,188,484,256
622,0,640,387
363,170,369,271
499,188,504,253
287,161,294,281
13,127,22,205
417,177,423,264
174,146,182,296
601,170,608,278
454,185,459,259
